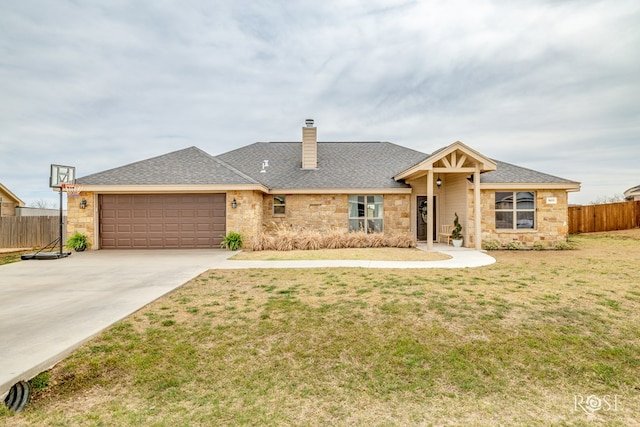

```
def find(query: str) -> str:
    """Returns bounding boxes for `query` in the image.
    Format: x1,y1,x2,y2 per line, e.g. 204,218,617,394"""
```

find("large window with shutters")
348,195,383,233
495,191,535,229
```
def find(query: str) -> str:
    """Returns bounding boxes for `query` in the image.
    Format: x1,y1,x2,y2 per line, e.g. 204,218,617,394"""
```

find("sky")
1,0,638,208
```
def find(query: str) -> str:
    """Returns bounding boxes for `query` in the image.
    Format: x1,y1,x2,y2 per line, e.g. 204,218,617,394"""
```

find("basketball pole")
59,186,64,255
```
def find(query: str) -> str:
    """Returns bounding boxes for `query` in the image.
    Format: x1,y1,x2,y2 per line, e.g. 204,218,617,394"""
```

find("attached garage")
99,194,226,249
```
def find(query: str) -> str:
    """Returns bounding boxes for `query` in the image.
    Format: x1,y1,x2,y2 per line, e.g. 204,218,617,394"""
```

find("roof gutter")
267,187,413,195
478,182,581,192
77,184,270,194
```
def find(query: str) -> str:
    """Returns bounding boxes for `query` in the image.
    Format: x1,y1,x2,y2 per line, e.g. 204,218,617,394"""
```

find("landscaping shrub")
554,241,575,250
483,240,501,251
247,223,416,251
532,241,547,251
385,233,417,248
506,241,525,250
220,232,243,250
322,229,347,249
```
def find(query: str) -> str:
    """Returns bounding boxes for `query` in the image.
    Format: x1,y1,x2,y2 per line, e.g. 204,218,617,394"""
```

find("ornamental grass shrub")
247,223,416,251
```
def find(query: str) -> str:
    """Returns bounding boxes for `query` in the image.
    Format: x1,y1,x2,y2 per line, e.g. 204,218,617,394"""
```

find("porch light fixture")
79,199,87,209
436,176,442,187
231,198,237,209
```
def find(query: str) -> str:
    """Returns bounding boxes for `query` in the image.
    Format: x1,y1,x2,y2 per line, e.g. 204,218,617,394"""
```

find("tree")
589,194,624,205
30,199,57,209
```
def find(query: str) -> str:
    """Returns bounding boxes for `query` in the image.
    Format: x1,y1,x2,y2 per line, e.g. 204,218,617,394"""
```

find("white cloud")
1,0,638,207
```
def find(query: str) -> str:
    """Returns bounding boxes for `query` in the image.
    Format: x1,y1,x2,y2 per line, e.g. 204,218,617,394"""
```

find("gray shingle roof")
78,146,259,185
481,160,577,184
217,141,430,189
77,142,577,188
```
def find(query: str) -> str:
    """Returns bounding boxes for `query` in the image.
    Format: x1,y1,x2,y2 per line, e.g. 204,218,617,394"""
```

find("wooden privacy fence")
0,216,65,248
568,201,640,234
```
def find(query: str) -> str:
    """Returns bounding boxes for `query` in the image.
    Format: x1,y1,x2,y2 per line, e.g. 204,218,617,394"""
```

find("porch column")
474,165,481,250
427,170,434,251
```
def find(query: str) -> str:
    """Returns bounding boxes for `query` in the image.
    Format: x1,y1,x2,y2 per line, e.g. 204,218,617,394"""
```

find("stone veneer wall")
226,190,264,239
262,193,412,234
384,194,412,234
66,191,414,250
263,194,348,231
66,192,96,247
469,189,569,247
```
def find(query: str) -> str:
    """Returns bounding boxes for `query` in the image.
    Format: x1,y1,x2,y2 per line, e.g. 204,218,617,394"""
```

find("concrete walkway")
215,243,495,269
0,246,494,402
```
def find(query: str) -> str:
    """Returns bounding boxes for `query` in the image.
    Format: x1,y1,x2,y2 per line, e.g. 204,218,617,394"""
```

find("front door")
417,196,437,241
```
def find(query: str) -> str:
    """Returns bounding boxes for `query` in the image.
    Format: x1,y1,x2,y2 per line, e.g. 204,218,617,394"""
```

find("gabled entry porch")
395,141,497,251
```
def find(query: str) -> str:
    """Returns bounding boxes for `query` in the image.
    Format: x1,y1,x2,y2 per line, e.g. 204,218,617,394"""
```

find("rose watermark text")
574,394,620,414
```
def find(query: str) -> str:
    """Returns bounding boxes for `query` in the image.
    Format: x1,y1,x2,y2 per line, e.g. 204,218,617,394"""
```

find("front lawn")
2,232,639,426
230,247,451,261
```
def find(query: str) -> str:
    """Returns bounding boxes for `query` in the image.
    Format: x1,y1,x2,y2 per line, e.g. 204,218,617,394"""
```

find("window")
348,195,383,233
273,195,286,215
495,191,535,229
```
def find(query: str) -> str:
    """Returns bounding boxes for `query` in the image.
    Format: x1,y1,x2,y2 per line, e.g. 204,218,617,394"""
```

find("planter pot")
74,247,86,252
452,239,463,248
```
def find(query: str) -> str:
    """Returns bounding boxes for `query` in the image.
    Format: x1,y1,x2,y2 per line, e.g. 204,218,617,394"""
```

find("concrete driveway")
0,246,494,404
0,249,234,401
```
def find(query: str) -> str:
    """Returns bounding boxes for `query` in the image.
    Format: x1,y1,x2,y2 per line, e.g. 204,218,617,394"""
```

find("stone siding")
384,194,412,234
262,193,411,234
472,189,569,247
263,194,349,231
66,192,96,247
226,190,264,238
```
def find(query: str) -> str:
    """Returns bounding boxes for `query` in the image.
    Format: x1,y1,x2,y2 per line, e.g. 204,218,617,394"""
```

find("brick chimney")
302,118,317,169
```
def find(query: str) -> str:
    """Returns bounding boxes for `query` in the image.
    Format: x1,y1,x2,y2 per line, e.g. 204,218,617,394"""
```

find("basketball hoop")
61,183,83,197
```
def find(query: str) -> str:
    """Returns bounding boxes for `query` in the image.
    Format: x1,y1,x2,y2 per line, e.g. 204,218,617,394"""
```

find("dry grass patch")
580,228,640,240
3,233,640,426
248,224,417,251
231,247,451,261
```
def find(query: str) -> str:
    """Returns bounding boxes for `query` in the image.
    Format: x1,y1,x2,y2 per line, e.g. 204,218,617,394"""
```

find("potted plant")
451,213,463,247
66,232,90,252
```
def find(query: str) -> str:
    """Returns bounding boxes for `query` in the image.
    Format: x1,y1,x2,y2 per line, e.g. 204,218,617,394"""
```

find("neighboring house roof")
624,184,640,200
217,141,429,189
0,182,25,206
78,146,260,186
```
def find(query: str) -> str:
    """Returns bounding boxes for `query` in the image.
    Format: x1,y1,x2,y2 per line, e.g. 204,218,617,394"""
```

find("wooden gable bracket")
440,151,468,169
393,141,497,182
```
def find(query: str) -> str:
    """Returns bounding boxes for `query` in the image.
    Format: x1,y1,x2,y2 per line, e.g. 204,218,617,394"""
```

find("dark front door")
417,196,437,241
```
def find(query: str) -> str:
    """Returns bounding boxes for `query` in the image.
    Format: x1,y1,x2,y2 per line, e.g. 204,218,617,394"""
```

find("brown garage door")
99,194,226,249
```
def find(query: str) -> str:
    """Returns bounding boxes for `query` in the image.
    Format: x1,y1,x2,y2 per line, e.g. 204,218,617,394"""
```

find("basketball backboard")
50,164,76,188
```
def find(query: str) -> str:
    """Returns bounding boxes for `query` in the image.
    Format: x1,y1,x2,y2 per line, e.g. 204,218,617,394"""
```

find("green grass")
2,231,640,426
0,250,31,265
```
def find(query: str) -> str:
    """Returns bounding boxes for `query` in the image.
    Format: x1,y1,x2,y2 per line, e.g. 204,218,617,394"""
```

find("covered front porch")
394,141,497,251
